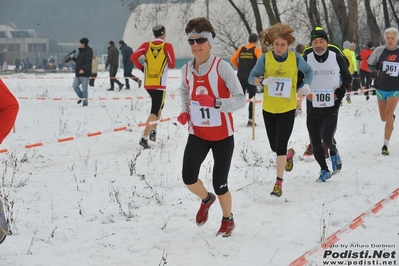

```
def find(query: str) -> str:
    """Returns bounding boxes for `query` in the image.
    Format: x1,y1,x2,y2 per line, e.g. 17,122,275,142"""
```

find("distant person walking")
357,41,374,100
118,40,142,89
342,40,358,103
131,24,176,149
71,37,93,107
89,53,98,87
106,41,124,91
230,33,262,126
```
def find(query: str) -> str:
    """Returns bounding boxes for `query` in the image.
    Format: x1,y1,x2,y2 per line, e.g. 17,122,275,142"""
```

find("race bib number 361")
383,61,399,77
191,101,222,127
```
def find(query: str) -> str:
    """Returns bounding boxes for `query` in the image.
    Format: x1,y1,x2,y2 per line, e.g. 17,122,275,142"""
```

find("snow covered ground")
0,69,398,266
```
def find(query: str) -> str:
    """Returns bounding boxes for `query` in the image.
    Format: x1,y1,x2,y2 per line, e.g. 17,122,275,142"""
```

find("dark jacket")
119,43,134,68
73,46,93,77
106,45,119,66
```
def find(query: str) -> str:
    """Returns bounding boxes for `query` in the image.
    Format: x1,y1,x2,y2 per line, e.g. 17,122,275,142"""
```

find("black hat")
80,38,89,46
152,24,165,37
311,27,329,43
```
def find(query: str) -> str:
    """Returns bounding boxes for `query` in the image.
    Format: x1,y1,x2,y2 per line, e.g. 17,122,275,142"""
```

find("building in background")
0,25,50,68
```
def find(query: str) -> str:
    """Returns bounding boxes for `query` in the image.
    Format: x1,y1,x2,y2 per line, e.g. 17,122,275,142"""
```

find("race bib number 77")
267,78,292,98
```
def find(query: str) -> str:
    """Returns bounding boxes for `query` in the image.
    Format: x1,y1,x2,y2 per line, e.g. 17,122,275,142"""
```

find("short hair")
118,40,125,45
185,17,216,38
152,25,165,37
109,41,114,46
295,44,305,54
248,33,259,43
384,27,399,39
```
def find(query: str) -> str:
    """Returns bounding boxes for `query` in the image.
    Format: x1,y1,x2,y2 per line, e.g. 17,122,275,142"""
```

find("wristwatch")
215,98,222,109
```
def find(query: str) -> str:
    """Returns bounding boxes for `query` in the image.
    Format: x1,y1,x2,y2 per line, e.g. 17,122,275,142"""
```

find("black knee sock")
202,192,212,203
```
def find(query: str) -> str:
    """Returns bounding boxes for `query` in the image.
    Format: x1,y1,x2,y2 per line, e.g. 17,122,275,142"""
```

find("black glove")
335,87,346,100
377,70,390,80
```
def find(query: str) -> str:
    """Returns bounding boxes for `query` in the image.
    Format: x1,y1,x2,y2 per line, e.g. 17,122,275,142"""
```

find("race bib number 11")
191,101,222,127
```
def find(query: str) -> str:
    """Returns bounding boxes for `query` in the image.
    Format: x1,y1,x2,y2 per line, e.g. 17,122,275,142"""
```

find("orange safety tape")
289,188,399,266
0,76,181,80
15,93,179,101
0,117,177,154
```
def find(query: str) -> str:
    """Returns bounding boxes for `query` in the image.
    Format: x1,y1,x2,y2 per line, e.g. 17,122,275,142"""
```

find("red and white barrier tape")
289,187,399,266
0,117,176,154
15,94,179,101
0,76,180,80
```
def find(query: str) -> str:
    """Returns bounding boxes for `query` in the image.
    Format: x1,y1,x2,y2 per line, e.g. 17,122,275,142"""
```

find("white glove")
261,76,276,86
300,84,311,96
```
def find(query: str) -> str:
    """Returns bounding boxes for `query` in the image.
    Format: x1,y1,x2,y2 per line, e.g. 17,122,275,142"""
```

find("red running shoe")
304,143,313,156
196,193,216,226
216,215,235,237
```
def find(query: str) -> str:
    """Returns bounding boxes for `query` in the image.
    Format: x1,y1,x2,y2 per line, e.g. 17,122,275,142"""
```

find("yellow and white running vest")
263,51,298,113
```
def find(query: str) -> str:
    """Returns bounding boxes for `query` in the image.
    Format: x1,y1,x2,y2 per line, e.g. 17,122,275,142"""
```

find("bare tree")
260,0,278,26
364,0,382,46
383,0,391,28
347,0,358,44
321,0,336,44
388,0,399,27
306,0,322,29
118,0,389,56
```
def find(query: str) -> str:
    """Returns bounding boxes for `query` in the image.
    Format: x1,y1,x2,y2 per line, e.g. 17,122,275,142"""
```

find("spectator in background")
89,53,98,87
0,78,19,245
2,62,8,71
295,43,306,115
343,40,358,104
71,37,93,107
131,24,176,149
118,40,142,89
351,42,361,98
15,57,21,72
106,41,124,91
357,41,375,100
230,33,262,127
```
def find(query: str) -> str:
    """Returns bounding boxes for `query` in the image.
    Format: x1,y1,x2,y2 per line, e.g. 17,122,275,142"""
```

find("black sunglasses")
188,38,208,45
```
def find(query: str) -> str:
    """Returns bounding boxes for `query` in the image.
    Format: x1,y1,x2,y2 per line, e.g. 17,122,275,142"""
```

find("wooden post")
252,96,255,140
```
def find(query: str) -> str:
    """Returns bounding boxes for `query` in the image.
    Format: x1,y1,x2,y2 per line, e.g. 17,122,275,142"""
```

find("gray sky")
0,0,131,48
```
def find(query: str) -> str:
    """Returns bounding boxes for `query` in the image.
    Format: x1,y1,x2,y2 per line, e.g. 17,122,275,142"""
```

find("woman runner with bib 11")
177,17,245,237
